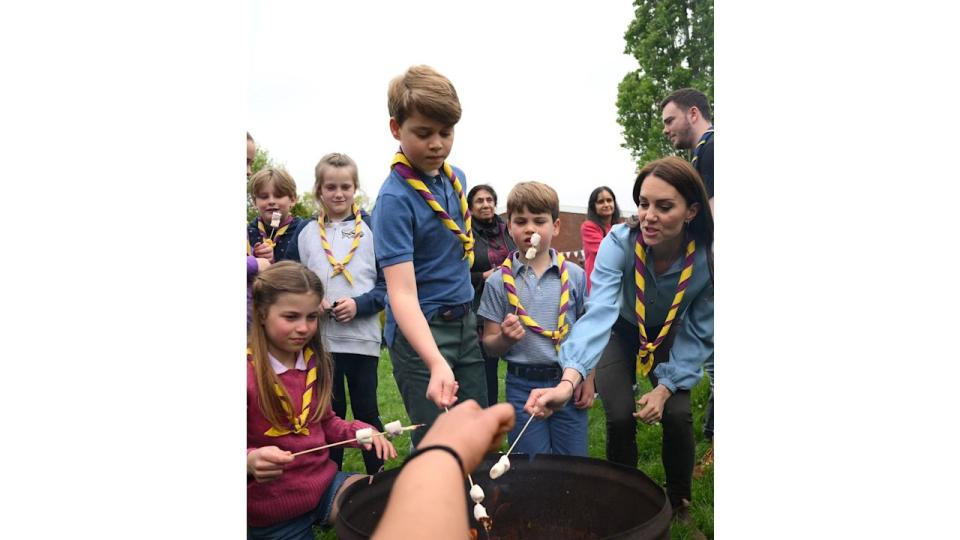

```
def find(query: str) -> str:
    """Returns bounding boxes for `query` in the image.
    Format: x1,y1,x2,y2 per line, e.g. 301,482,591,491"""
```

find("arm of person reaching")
567,266,595,409
384,262,459,409
636,281,714,424
525,226,629,417
371,401,515,540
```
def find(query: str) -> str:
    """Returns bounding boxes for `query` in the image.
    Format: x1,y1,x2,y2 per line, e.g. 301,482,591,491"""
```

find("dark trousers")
328,352,385,475
594,317,695,507
477,324,500,404
390,311,488,447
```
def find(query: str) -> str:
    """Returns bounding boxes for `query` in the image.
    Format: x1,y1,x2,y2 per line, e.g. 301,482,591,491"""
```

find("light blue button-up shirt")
559,223,713,393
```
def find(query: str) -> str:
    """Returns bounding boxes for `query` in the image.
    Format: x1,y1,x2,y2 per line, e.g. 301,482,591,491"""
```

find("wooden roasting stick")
291,423,424,457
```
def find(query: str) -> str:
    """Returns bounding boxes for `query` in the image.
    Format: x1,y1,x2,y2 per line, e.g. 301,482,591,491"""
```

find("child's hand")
253,242,275,263
331,298,358,323
364,432,398,461
256,257,271,272
426,363,459,409
247,446,294,483
574,372,596,409
318,298,333,318
500,313,525,344
523,381,575,419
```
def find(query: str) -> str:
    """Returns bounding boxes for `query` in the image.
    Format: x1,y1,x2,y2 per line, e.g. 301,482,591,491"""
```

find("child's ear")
389,117,402,141
290,193,299,205
553,217,561,235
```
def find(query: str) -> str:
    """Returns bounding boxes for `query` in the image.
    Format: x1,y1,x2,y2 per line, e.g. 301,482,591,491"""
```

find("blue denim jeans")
247,471,355,540
505,372,588,456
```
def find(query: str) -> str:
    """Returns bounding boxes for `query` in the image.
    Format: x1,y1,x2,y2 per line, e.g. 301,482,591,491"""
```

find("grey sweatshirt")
290,213,385,357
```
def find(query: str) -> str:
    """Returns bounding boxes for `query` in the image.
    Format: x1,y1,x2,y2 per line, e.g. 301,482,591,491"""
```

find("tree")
616,0,714,165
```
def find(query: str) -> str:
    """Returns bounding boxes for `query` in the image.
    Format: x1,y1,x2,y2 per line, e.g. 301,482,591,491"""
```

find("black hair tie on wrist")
405,444,465,476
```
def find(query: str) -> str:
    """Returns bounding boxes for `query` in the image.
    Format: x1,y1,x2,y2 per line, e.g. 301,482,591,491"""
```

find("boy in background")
247,168,302,264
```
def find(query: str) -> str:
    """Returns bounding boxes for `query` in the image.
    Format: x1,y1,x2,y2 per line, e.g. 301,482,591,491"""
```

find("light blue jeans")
505,373,588,456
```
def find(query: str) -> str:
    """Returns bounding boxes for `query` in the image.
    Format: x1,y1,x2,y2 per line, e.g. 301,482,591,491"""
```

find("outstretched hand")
420,400,515,474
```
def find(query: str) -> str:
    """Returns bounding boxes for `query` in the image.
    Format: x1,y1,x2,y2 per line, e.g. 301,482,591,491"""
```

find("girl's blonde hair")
249,261,333,430
313,152,359,201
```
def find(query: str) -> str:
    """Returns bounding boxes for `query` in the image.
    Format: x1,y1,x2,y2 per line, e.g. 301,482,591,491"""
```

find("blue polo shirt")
373,164,473,347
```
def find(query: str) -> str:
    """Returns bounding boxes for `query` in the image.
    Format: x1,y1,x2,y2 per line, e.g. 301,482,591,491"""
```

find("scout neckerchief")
257,214,294,248
635,234,696,377
248,346,318,437
318,204,363,285
691,127,714,167
500,249,570,351
391,152,474,267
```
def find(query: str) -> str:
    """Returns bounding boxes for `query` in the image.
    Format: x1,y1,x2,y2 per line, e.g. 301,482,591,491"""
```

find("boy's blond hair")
249,167,298,200
387,65,461,126
506,181,560,221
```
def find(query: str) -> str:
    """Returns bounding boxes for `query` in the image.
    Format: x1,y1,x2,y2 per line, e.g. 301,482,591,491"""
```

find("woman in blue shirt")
525,156,713,523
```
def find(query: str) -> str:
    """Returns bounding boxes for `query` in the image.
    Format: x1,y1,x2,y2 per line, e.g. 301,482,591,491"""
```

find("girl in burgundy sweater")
247,262,396,538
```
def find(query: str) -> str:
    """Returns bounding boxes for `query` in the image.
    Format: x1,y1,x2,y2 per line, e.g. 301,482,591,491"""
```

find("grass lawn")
314,349,714,539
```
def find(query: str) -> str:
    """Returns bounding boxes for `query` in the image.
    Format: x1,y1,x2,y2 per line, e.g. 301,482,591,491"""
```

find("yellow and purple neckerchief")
691,127,714,167
500,249,570,351
257,214,294,248
249,346,318,437
391,152,474,267
318,204,363,286
635,235,696,377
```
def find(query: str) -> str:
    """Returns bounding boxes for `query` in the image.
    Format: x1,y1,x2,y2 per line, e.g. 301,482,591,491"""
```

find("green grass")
315,349,714,539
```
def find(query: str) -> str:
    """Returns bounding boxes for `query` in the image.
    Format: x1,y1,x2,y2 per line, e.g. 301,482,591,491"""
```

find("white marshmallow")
270,211,282,227
473,502,489,521
489,455,511,479
384,420,403,437
355,427,374,445
470,484,485,503
525,247,538,259
530,232,541,247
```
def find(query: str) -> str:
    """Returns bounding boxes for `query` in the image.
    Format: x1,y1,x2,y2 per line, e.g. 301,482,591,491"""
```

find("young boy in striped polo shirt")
477,182,591,456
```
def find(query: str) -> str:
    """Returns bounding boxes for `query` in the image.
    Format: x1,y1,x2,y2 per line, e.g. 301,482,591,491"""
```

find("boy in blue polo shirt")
477,182,591,456
372,65,487,446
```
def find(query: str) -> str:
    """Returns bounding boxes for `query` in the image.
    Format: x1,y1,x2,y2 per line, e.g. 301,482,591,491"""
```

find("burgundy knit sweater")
247,360,371,527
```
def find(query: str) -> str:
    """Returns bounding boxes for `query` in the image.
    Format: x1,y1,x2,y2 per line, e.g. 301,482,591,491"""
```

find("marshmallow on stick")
524,232,541,259
355,427,374,446
470,484,485,503
270,211,282,228
473,502,489,521
489,455,511,479
384,420,403,438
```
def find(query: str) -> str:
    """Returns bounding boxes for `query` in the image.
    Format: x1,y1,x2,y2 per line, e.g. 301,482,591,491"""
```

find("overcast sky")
248,0,641,213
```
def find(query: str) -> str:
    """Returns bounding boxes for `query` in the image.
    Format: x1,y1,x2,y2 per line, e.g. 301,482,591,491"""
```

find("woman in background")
580,186,621,294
